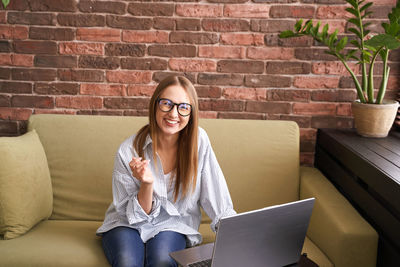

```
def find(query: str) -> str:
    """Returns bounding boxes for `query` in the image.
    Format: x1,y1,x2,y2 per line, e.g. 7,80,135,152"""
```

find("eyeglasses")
157,98,192,117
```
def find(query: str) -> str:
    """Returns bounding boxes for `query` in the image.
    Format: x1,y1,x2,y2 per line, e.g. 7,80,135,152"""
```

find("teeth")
166,119,178,124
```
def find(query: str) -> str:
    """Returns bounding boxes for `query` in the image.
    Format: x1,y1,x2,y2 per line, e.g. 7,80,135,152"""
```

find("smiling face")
155,84,192,138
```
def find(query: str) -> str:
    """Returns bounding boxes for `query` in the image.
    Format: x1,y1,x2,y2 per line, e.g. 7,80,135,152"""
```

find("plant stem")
340,58,366,103
376,49,390,104
355,0,368,94
367,47,383,104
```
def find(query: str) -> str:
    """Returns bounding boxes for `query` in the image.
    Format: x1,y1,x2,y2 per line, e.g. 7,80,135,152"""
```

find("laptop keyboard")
188,259,212,267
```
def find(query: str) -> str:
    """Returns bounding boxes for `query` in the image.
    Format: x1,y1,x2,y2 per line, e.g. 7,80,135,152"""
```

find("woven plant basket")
351,100,399,138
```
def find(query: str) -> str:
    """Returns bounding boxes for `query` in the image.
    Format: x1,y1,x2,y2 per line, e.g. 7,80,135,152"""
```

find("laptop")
170,198,315,267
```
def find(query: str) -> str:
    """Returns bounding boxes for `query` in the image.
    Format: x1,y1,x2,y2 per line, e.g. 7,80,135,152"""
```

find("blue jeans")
102,227,187,267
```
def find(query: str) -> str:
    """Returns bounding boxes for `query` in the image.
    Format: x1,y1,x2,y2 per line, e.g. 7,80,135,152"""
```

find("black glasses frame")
157,98,192,117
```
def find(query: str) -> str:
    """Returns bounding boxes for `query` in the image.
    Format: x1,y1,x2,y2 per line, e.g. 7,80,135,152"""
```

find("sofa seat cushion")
0,220,108,267
198,223,333,267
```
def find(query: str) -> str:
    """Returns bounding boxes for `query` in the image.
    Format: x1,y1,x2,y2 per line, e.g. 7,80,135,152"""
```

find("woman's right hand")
129,157,154,185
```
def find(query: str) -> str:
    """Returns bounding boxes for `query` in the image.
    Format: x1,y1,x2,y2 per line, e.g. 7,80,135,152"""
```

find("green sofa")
0,114,378,267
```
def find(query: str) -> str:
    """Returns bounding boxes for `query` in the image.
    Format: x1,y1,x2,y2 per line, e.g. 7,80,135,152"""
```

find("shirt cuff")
126,194,161,225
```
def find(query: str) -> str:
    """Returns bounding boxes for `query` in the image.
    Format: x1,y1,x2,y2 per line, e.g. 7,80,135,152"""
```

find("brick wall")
0,0,399,165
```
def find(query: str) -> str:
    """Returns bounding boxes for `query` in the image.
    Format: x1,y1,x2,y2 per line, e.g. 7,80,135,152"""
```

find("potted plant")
279,0,400,138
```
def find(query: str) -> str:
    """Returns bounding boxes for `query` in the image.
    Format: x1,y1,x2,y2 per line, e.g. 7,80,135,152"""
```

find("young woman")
97,75,236,267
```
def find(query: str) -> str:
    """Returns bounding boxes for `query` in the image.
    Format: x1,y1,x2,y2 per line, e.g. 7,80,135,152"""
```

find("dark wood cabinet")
315,129,400,267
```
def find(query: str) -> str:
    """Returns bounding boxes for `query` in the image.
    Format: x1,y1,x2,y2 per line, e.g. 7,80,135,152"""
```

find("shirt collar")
143,134,153,150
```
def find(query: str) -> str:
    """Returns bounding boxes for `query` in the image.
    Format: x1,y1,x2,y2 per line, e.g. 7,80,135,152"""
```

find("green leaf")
345,7,359,17
294,19,303,32
336,37,348,52
361,11,373,19
360,2,373,13
329,30,338,47
346,0,358,9
322,24,329,39
365,34,400,49
345,49,358,60
2,0,10,8
348,18,361,28
350,39,361,48
348,27,362,39
279,30,297,38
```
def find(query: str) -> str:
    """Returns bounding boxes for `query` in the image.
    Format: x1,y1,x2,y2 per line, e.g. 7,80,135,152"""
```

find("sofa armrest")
300,166,378,267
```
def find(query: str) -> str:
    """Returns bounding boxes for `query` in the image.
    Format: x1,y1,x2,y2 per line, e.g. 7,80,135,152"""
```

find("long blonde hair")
133,75,199,202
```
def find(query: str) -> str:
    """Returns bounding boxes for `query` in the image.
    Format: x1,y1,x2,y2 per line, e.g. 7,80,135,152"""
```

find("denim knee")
147,256,177,267
112,252,143,267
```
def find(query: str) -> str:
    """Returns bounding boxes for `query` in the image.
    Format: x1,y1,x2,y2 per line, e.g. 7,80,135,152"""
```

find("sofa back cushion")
29,114,300,221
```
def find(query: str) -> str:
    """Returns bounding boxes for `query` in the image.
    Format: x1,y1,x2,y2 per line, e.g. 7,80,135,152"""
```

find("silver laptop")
170,198,315,267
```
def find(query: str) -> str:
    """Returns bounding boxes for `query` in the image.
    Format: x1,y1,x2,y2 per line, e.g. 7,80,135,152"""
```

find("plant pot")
351,100,400,138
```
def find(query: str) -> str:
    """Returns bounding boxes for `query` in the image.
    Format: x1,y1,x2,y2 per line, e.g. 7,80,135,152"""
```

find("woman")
97,75,236,267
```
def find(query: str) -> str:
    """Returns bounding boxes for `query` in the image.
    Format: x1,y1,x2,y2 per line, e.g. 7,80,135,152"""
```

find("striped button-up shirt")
96,127,236,246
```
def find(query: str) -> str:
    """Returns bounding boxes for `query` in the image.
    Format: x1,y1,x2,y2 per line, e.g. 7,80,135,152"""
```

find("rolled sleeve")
112,144,161,226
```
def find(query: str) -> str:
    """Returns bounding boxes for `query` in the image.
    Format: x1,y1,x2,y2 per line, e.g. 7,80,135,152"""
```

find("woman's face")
156,84,192,138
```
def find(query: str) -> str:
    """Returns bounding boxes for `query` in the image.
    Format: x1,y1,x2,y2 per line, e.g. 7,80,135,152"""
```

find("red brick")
217,60,264,73
176,4,223,17
59,42,104,55
300,152,315,166
195,86,222,99
148,45,196,57
104,97,149,109
121,58,166,70
293,103,337,115
77,28,120,42
11,54,33,66
245,75,291,88
200,111,218,119
0,12,5,23
300,128,317,141
0,81,32,94
154,18,175,30
12,95,54,108
12,68,56,81
246,101,291,114
106,71,152,84
266,62,310,74
105,43,145,57
58,69,104,82
295,48,337,61
0,68,10,79
169,59,216,72
176,19,201,31
0,54,11,65
311,90,338,102
202,19,249,32
247,47,294,60
153,72,196,84
56,96,103,109
14,41,57,54
170,32,218,44
128,3,174,16
0,107,32,120
106,16,152,30
79,0,126,14
221,33,264,46
198,46,245,59
8,12,55,26
270,6,315,18
199,99,245,112
254,19,295,33
224,4,270,18
35,83,79,95
223,87,266,101
123,110,149,117
373,0,396,5
337,103,352,116
29,0,77,12
29,27,75,41
122,31,168,43
268,89,310,102
1,0,29,11
294,76,340,89
127,85,156,97
0,25,28,40
57,14,105,27
316,6,351,19
34,55,77,68
34,109,76,115
0,95,10,106
198,73,243,86
312,62,360,76
80,83,126,96
79,56,120,70
0,120,18,136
